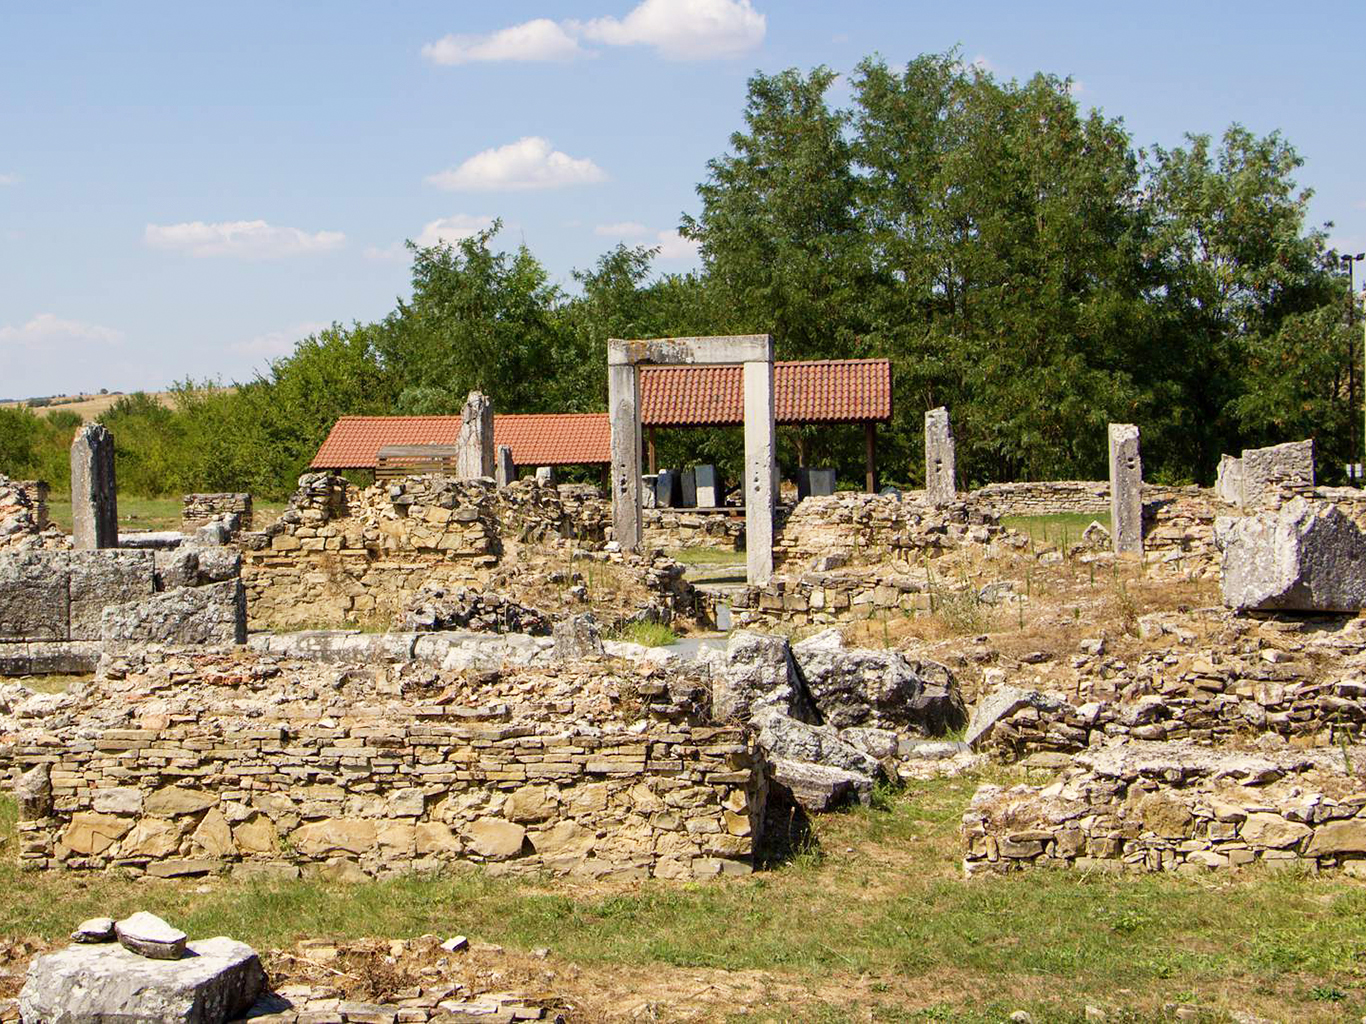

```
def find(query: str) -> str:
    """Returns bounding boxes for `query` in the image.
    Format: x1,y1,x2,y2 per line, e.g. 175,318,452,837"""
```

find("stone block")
694,464,722,507
495,445,516,487
0,552,68,640
796,468,836,500
101,580,246,645
1108,423,1142,555
1241,439,1314,508
67,550,154,640
680,467,697,508
456,391,494,480
1216,499,1366,613
70,423,118,550
924,407,956,506
20,937,265,1024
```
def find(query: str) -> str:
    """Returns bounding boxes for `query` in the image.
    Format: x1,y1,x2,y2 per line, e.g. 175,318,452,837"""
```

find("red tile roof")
311,360,892,469
312,414,611,469
639,359,891,427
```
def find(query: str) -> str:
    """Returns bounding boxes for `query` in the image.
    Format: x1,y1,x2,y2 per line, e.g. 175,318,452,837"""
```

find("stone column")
744,358,775,584
495,445,516,487
70,423,117,549
924,407,956,506
1108,423,1143,555
456,392,494,479
608,362,642,551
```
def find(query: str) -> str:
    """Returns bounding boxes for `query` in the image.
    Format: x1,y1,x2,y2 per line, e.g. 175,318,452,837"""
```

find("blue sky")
3,0,1364,400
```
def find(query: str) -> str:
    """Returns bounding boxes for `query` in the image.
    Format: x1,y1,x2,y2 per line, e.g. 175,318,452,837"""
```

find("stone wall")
642,508,745,551
773,493,1006,570
962,742,1366,875
242,475,694,631
0,544,246,674
969,481,1112,518
7,650,764,881
181,493,253,531
0,475,63,552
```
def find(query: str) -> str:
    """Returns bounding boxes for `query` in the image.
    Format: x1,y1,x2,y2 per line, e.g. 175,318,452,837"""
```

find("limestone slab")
20,936,264,1024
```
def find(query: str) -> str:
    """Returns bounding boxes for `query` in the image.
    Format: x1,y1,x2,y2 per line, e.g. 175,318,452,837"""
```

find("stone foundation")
7,649,764,881
962,741,1366,875
182,493,253,531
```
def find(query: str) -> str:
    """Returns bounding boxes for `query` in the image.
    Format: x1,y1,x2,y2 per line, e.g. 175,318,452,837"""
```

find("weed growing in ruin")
608,621,678,647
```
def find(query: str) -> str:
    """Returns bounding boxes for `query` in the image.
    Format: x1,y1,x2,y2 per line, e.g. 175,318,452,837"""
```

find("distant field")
0,392,175,421
46,497,286,533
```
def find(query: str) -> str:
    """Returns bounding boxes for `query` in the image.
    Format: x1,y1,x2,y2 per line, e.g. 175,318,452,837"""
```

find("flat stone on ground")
20,937,265,1024
116,911,188,959
71,917,115,943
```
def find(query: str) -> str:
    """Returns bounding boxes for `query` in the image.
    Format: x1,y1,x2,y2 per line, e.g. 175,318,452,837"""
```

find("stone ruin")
12,401,1366,1022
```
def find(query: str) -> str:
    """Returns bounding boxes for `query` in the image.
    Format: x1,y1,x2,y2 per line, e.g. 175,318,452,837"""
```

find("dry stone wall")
242,475,694,631
6,649,764,881
962,742,1366,876
181,493,252,531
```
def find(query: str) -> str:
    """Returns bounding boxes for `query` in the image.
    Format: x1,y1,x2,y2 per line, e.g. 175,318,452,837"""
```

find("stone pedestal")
925,407,956,507
495,445,515,487
1108,423,1143,555
695,465,722,507
70,423,117,549
455,392,494,480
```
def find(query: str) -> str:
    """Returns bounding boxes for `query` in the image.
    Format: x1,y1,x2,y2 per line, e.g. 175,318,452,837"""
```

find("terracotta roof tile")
312,414,610,469
311,360,891,469
639,359,891,426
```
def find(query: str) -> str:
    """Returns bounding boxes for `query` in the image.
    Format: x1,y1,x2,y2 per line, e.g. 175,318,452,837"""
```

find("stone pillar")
924,407,956,506
1108,423,1143,555
495,445,515,487
608,362,642,551
70,423,117,549
744,357,775,584
455,392,494,480
535,466,558,486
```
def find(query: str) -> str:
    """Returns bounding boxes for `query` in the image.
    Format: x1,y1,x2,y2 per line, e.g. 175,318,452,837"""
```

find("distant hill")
0,391,175,422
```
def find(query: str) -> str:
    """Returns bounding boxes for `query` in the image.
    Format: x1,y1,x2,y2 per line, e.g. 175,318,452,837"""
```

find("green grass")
44,497,286,533
608,621,680,647
666,546,746,565
1002,511,1111,548
3,778,1365,1020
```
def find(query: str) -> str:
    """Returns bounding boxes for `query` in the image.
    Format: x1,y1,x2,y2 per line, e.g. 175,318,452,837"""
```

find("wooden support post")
864,422,877,493
647,427,657,475
795,430,806,468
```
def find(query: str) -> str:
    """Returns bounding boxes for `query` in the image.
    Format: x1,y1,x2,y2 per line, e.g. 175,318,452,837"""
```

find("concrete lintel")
608,335,773,367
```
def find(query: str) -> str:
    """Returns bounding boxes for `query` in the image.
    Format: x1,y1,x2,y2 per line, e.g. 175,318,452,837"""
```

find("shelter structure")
312,414,612,476
639,358,891,492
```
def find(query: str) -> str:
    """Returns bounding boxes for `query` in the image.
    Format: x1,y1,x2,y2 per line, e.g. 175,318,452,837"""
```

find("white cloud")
655,228,700,260
0,313,124,349
422,18,585,65
576,0,764,59
0,173,18,186
144,220,345,259
594,221,649,238
231,321,329,359
363,242,409,262
365,214,498,260
414,213,496,247
426,137,606,192
423,0,764,66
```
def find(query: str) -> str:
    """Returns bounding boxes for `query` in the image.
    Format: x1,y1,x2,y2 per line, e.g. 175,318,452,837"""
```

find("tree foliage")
0,51,1354,497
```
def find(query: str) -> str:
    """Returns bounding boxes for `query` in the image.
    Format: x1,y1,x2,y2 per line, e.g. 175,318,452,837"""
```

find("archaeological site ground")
6,366,1366,1023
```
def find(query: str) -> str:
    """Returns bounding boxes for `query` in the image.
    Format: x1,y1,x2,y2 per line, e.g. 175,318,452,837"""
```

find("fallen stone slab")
767,757,874,811
791,628,964,731
116,911,188,959
71,917,115,943
714,631,814,724
1215,498,1366,613
753,710,882,778
964,686,1070,749
20,936,265,1024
